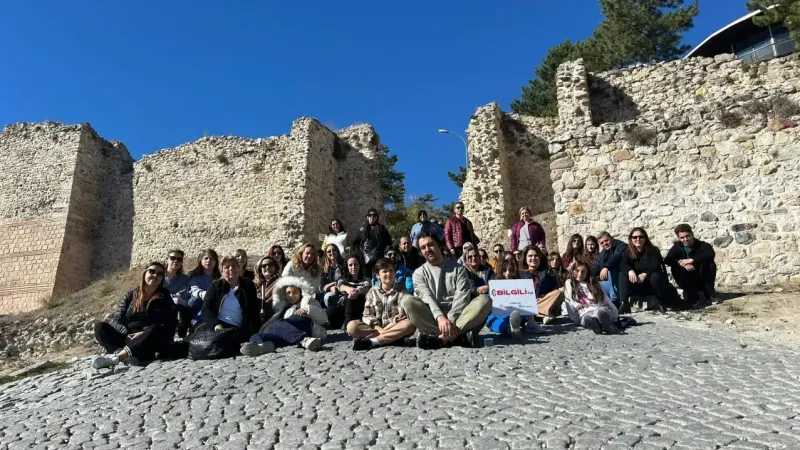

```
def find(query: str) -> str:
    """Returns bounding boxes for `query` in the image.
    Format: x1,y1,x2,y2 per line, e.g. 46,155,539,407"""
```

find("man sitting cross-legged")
347,258,416,351
402,233,492,349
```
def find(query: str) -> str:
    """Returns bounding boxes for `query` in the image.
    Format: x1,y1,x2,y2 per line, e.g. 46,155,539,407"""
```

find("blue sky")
0,1,747,205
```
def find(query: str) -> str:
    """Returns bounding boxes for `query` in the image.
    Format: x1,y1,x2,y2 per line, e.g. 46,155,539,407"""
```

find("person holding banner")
484,259,545,338
519,245,563,325
563,260,619,334
403,233,492,349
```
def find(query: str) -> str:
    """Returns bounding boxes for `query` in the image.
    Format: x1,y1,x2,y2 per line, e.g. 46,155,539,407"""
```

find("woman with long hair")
619,227,670,314
327,256,371,329
254,256,281,323
235,249,255,281
548,251,569,288
520,245,562,325
187,249,221,326
321,244,345,308
282,243,322,293
562,233,584,269
584,235,600,267
92,262,179,369
268,245,289,271
464,247,494,298
563,260,618,334
322,218,349,260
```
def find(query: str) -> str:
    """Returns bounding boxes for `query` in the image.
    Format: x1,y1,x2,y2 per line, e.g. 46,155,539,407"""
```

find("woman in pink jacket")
510,206,546,254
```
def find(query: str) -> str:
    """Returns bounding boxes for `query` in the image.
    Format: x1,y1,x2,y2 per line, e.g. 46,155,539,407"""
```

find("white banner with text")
488,279,538,316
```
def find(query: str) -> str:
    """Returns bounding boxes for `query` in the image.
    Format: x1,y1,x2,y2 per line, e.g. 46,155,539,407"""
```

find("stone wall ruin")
0,118,380,313
462,54,800,286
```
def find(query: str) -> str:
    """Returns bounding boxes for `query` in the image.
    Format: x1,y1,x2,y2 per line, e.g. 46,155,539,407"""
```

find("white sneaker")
711,296,723,305
91,354,119,369
508,311,522,339
241,341,276,357
301,337,322,351
525,320,547,334
542,316,555,325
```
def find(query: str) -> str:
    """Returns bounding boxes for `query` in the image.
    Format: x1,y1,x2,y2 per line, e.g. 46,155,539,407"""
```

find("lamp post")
438,129,468,168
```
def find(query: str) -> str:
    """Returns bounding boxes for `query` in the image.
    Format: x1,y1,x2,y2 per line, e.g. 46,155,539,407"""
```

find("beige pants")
346,319,416,345
537,289,564,318
400,294,492,337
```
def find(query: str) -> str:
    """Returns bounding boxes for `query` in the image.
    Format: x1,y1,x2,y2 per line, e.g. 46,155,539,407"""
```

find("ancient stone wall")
465,54,800,285
131,118,380,266
0,116,380,313
0,123,133,313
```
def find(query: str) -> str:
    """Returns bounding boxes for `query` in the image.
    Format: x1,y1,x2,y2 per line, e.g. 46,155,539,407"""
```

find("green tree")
447,166,467,188
378,144,405,208
746,0,800,43
511,0,699,117
510,40,584,117
594,0,699,66
386,193,451,239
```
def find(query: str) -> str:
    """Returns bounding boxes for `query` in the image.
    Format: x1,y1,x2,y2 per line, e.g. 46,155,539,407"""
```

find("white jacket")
563,280,618,324
281,261,322,293
272,276,328,340
323,232,349,259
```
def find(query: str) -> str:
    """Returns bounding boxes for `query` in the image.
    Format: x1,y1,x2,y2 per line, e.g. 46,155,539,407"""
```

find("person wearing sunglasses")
164,249,191,337
352,208,393,278
254,256,281,323
619,228,670,314
444,202,480,259
92,262,180,369
164,249,190,303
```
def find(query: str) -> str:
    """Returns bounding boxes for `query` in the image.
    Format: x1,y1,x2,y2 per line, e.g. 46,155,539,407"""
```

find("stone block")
612,150,635,162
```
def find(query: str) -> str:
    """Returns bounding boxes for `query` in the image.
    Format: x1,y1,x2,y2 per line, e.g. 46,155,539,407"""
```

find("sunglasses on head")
147,268,165,277
168,255,183,261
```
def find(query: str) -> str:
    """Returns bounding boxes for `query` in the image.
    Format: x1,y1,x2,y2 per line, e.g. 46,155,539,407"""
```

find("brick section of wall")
0,218,67,314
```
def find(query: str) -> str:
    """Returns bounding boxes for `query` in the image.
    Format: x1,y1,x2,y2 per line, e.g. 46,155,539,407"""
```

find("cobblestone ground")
2,316,800,449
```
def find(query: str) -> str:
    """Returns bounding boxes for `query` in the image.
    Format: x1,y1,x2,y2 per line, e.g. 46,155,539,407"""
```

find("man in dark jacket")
352,208,393,277
398,236,424,271
665,224,719,307
199,256,261,342
592,231,627,307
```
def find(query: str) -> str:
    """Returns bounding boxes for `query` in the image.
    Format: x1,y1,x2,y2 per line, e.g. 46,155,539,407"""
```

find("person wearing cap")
352,208,393,278
410,210,444,249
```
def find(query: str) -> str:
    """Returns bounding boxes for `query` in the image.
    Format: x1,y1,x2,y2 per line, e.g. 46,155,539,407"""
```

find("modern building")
684,6,795,63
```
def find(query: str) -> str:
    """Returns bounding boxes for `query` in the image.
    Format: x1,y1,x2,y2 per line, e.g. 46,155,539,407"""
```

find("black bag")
186,327,241,360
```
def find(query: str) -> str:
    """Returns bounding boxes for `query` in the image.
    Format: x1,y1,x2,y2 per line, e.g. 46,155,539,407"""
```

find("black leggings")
326,295,366,329
94,322,183,361
618,271,671,313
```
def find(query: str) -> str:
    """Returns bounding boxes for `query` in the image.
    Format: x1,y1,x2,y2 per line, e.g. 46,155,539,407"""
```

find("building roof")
684,6,778,60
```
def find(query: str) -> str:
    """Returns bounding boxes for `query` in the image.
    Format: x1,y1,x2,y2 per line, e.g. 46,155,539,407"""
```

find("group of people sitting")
90,203,719,369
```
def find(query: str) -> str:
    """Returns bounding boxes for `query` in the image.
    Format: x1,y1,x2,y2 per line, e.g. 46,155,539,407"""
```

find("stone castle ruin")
462,54,800,287
0,118,380,314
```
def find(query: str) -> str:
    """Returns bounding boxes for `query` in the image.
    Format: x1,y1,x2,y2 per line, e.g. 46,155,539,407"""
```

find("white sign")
488,279,538,316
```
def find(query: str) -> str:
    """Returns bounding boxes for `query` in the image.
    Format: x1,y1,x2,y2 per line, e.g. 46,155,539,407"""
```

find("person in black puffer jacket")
92,262,180,369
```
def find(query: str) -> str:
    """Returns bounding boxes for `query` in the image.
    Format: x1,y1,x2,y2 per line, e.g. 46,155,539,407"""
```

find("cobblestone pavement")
2,316,800,449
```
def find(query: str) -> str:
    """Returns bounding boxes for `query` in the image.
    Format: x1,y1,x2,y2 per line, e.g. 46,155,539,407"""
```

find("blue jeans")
599,267,620,306
188,297,204,325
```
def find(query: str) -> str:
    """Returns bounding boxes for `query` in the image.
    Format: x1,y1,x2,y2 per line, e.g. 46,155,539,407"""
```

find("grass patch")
772,96,800,118
623,125,657,146
0,266,142,327
0,361,70,385
718,111,744,128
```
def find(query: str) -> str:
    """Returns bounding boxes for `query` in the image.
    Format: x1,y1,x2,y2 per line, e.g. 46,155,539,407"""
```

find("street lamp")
438,129,468,168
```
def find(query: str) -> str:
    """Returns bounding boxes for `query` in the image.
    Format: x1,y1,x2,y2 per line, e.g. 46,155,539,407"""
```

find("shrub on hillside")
623,125,657,146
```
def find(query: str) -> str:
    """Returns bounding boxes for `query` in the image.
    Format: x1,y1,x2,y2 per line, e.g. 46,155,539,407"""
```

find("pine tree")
746,0,800,43
377,144,405,208
447,166,467,188
511,0,699,117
